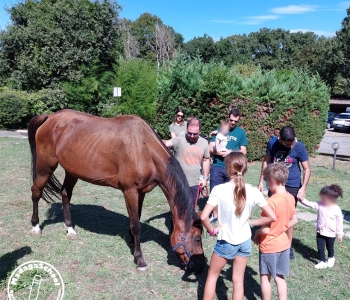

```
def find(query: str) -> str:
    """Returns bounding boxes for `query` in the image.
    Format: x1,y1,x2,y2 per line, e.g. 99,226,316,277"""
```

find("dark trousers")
190,186,198,203
268,185,301,207
317,233,336,262
210,166,230,192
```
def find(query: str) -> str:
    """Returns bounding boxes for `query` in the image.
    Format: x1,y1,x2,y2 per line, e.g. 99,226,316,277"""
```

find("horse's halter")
171,232,205,271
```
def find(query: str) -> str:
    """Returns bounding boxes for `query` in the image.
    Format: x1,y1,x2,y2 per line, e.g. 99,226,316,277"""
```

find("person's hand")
213,224,222,235
199,179,207,188
253,233,260,245
338,236,343,242
297,187,306,201
221,149,232,157
209,130,218,137
258,181,264,193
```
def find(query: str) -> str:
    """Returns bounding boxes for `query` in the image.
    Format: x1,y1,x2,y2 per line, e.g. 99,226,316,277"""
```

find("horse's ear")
193,218,202,228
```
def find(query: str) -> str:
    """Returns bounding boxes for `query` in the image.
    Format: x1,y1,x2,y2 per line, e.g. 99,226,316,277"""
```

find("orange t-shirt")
259,193,296,254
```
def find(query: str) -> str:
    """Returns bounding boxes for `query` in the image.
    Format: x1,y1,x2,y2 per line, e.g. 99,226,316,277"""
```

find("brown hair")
173,106,185,126
224,152,247,216
320,184,343,199
263,163,289,185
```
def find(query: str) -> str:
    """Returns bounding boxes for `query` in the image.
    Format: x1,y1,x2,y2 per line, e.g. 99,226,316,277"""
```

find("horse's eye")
195,237,201,243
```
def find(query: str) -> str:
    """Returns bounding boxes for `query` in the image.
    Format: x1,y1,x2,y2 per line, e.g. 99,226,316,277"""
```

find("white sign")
113,87,121,97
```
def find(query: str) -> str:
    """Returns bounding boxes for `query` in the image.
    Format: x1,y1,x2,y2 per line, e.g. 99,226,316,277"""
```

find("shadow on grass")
293,238,318,263
0,246,32,282
195,262,261,300
41,203,185,270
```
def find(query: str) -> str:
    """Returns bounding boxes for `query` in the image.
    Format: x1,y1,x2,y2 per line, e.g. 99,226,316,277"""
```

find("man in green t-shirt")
209,108,248,219
163,118,210,202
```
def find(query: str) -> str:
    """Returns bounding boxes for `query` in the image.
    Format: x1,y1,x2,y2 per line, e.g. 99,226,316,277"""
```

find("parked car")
327,112,338,129
333,113,350,132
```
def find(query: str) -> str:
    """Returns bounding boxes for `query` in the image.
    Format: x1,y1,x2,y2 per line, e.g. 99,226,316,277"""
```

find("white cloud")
241,15,280,25
290,29,336,37
271,5,318,14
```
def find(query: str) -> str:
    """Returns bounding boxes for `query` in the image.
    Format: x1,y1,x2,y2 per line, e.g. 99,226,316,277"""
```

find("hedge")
155,55,330,161
0,87,67,129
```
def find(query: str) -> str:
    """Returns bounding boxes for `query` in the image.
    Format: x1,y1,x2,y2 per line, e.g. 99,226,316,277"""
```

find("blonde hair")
263,163,288,185
224,152,247,216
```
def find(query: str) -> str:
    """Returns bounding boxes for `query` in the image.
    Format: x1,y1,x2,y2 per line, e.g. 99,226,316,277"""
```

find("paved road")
0,130,28,139
318,129,349,157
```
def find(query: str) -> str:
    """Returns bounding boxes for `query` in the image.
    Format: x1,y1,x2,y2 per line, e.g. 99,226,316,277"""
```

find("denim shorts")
213,239,252,260
259,249,290,278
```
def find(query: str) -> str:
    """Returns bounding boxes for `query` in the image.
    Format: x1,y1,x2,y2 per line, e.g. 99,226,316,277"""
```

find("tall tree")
184,34,217,62
0,0,122,90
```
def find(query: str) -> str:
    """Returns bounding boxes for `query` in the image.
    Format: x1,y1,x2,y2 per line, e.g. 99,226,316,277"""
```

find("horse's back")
35,109,164,188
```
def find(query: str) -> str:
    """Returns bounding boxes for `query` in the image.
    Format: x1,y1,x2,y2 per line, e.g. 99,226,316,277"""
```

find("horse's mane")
138,118,199,231
165,155,199,231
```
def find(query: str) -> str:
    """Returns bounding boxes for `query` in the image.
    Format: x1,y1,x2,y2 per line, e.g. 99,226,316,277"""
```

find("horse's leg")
124,189,147,271
129,192,145,244
61,172,78,240
30,165,58,236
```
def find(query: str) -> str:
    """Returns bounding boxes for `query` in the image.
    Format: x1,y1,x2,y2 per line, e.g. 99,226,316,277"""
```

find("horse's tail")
28,115,62,203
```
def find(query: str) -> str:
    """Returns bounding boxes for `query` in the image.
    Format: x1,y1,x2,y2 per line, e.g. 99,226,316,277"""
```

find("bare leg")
260,274,272,300
30,173,53,236
61,172,78,239
232,256,248,300
124,189,147,271
274,275,287,300
203,253,227,300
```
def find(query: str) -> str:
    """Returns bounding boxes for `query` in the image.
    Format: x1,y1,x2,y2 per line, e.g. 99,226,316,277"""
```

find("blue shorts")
213,239,252,260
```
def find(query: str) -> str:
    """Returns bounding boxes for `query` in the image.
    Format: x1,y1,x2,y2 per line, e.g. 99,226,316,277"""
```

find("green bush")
30,86,68,115
0,87,30,128
99,59,157,125
156,54,330,161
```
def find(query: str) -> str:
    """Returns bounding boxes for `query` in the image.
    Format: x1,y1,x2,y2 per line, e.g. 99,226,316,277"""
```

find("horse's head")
171,218,205,274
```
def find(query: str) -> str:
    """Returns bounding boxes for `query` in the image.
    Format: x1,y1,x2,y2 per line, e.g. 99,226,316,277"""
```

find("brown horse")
27,109,204,273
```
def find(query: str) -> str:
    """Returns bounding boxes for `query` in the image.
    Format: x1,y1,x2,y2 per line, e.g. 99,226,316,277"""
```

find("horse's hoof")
30,230,42,237
136,266,148,272
67,233,77,240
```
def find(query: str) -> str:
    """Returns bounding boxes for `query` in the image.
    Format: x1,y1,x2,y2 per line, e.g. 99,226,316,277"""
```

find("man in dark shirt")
258,126,311,259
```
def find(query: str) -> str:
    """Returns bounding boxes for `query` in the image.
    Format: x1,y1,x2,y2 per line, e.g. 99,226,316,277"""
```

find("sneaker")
315,261,328,269
327,257,335,268
289,247,295,260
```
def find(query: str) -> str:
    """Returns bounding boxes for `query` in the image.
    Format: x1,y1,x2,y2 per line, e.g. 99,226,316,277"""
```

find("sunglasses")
229,118,239,123
176,114,184,118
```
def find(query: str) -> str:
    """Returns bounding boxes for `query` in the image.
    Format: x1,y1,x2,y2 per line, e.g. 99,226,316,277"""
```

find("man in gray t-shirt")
164,118,210,201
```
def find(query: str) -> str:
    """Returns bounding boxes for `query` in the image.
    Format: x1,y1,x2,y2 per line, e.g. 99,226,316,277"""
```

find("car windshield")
336,114,350,119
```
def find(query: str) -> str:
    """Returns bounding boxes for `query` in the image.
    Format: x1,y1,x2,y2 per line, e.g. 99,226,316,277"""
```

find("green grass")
0,137,349,299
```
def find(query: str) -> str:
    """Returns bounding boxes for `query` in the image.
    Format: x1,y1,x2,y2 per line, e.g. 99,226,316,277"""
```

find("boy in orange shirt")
254,163,298,300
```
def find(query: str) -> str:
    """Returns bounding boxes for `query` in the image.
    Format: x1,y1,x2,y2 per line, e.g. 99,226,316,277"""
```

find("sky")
0,0,349,41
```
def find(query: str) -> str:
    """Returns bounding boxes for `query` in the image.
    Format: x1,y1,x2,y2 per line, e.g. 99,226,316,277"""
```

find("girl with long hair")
201,152,276,300
169,106,187,138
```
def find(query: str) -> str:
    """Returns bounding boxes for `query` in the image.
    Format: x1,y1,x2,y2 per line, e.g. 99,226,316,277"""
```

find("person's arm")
199,157,210,187
239,146,247,155
299,198,319,209
258,155,271,192
251,204,277,227
200,203,221,235
209,141,229,157
209,130,218,137
162,140,173,148
170,132,176,138
288,214,298,229
215,138,221,154
297,160,311,200
336,208,344,242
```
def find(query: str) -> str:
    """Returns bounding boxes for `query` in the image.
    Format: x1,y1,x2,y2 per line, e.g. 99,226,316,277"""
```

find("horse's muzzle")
182,254,205,274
